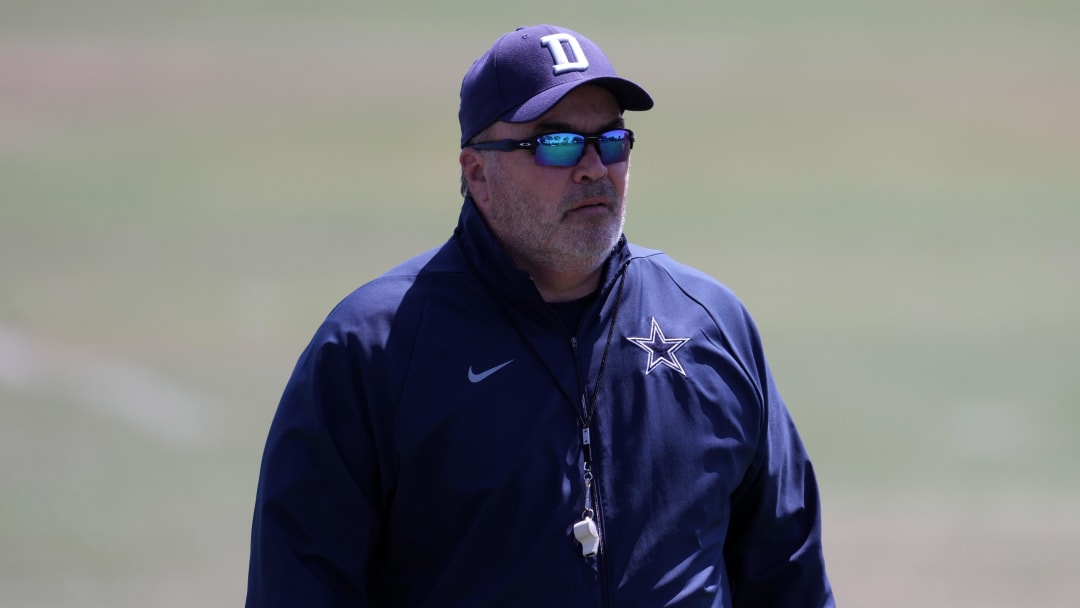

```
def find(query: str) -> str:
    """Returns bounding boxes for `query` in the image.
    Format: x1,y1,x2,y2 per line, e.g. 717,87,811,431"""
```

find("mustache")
560,180,618,208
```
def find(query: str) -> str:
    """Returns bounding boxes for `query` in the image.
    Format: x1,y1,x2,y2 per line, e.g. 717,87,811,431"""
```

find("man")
247,24,834,607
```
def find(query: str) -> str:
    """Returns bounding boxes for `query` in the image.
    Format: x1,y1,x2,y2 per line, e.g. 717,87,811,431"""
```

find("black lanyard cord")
579,262,629,466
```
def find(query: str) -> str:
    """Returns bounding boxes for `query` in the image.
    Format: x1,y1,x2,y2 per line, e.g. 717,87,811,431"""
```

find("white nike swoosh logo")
467,360,514,383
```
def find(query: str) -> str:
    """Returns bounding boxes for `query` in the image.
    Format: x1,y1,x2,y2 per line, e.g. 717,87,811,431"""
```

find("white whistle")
573,517,600,557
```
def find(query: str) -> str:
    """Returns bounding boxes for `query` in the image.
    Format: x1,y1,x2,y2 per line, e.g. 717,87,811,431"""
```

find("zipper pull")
581,423,592,463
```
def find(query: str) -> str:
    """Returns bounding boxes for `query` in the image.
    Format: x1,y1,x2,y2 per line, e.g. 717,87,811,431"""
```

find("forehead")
493,85,623,138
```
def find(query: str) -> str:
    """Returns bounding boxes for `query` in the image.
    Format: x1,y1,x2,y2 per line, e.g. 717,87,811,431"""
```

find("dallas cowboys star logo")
626,317,690,376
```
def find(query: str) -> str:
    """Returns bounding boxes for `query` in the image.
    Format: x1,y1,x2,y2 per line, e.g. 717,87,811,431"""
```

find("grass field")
2,2,1079,606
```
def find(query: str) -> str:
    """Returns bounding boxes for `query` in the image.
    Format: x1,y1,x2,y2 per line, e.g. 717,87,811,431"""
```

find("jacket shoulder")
627,243,746,316
317,240,468,340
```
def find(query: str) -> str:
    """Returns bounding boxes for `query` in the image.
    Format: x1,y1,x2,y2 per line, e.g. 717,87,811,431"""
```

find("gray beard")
486,176,626,276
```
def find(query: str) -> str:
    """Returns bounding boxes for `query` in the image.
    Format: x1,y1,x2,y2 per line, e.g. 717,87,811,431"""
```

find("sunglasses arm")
469,140,535,152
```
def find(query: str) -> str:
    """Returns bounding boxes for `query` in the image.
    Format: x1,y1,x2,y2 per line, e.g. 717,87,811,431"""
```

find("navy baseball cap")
459,24,654,148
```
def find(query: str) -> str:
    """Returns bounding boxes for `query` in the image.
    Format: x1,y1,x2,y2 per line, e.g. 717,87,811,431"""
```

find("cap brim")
499,76,654,124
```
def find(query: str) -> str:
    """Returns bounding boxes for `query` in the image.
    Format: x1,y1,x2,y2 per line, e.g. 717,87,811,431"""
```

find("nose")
573,141,608,183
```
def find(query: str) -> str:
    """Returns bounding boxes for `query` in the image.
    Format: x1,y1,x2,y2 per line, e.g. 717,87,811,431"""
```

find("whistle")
573,516,600,557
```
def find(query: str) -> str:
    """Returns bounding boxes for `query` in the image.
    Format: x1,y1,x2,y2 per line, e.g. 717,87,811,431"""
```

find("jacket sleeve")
246,325,387,607
723,324,835,607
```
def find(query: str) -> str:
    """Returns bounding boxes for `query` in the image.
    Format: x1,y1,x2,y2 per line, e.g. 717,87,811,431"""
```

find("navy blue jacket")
247,198,834,607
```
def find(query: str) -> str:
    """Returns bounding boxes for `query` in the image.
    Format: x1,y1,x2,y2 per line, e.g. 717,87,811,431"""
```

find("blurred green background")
2,1,1077,606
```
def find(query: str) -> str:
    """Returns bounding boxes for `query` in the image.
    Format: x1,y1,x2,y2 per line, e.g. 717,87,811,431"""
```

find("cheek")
512,170,566,206
612,164,630,195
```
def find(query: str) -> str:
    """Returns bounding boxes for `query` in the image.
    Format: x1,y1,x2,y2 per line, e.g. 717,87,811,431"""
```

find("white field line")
0,324,213,446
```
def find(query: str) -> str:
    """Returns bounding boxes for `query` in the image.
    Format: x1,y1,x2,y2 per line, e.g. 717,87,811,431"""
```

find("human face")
463,86,630,277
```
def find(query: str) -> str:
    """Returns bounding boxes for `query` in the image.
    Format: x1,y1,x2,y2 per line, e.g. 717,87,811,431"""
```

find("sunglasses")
468,128,635,168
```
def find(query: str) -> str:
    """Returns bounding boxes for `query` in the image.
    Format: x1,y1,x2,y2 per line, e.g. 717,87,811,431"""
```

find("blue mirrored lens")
534,133,586,167
597,130,632,164
533,130,632,167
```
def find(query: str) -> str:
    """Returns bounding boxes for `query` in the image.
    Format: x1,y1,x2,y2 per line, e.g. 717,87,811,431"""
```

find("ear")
460,148,492,207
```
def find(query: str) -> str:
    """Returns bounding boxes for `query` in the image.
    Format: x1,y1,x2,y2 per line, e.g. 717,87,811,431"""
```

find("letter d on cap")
540,33,589,75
